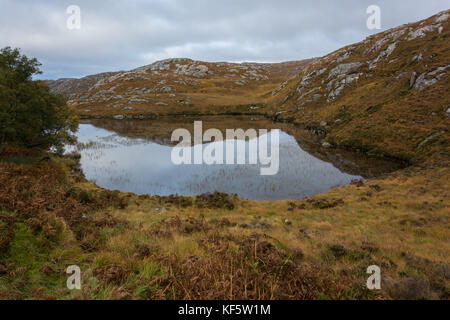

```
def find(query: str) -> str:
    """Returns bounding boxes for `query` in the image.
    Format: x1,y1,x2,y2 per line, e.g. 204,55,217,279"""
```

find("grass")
0,149,447,299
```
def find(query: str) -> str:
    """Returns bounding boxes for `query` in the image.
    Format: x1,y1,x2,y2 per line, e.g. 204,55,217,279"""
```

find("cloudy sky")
0,0,448,79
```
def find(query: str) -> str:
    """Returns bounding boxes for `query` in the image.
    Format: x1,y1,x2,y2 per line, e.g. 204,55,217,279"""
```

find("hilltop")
47,59,312,118
267,10,450,164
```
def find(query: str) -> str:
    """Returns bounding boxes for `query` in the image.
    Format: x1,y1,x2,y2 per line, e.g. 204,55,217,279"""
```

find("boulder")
297,68,327,92
297,86,321,101
327,85,345,102
435,13,449,23
175,64,210,78
160,86,175,93
413,65,449,90
328,62,363,79
407,24,441,40
363,29,405,55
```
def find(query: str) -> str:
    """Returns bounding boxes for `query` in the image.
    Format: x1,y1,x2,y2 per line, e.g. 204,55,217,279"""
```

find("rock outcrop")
271,9,449,112
413,65,450,91
46,57,311,117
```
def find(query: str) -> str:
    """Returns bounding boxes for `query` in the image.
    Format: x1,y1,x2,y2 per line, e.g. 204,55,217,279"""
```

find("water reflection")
69,123,363,200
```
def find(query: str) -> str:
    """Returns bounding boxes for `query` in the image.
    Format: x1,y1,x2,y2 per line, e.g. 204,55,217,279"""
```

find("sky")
0,0,448,79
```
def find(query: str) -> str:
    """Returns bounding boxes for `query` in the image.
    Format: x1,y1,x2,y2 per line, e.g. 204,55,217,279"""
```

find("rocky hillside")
47,10,449,163
268,9,450,164
46,72,120,99
47,59,312,118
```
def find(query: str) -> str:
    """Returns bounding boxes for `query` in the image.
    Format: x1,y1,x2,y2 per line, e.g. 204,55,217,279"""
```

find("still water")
68,119,367,200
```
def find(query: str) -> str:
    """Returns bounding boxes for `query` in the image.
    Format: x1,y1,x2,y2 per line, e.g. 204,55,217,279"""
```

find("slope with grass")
267,10,450,165
0,146,448,300
47,59,312,118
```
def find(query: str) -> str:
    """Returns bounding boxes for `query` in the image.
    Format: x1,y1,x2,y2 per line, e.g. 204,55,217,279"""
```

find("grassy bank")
0,144,448,300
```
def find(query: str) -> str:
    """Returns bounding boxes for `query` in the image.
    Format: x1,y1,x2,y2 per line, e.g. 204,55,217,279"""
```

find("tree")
0,47,78,154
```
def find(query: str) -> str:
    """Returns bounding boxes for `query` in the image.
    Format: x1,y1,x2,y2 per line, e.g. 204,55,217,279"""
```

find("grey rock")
175,64,210,78
343,73,363,85
435,13,449,23
428,64,450,76
272,80,288,96
327,79,336,91
297,86,321,101
177,100,190,106
412,53,423,62
160,86,175,93
368,43,397,69
327,85,345,102
363,29,405,56
297,68,327,92
413,65,450,90
336,50,352,63
417,131,443,149
328,62,363,79
410,71,417,88
113,115,124,120
275,110,289,116
374,43,397,64
128,98,148,103
407,24,441,40
147,60,171,71
413,73,435,90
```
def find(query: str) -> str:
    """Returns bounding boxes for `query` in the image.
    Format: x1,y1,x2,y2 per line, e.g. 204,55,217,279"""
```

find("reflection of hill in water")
72,120,403,200
81,117,405,179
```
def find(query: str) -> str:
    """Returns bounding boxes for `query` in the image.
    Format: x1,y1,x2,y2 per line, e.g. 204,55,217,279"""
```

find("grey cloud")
0,0,448,79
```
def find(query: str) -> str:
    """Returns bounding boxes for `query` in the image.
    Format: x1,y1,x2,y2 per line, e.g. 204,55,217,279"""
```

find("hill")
47,10,449,165
267,9,450,164
47,59,312,117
